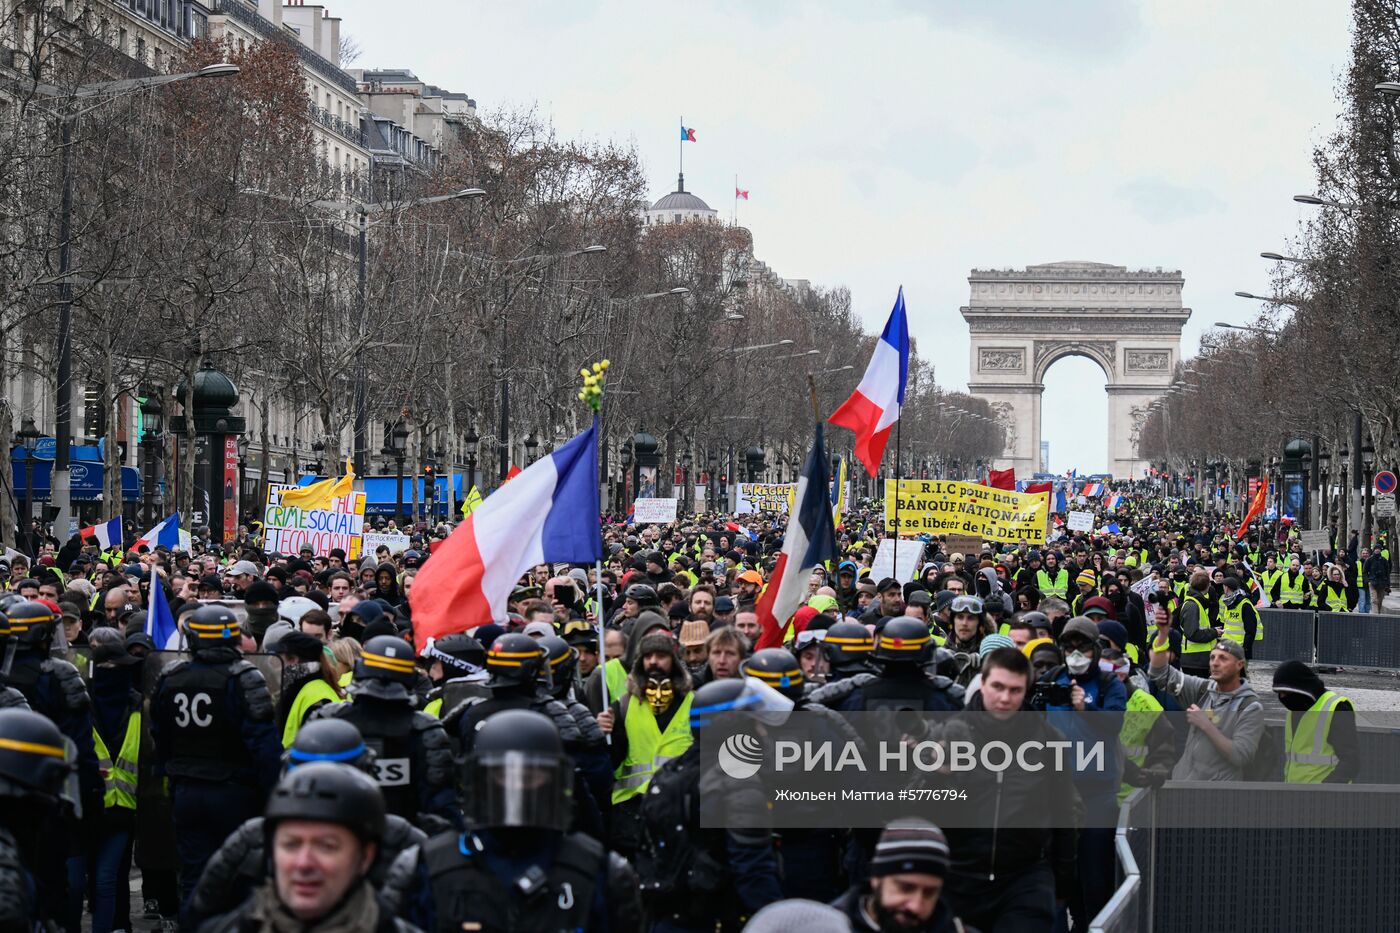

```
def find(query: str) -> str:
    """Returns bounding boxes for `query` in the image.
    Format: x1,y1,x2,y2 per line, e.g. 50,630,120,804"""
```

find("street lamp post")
388,421,408,525
15,418,40,554
464,427,479,495
29,62,241,545
138,391,164,526
524,434,540,466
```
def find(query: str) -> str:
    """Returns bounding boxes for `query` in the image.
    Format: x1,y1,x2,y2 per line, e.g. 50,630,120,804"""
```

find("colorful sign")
263,483,367,558
735,482,795,514
223,436,240,542
884,479,1048,544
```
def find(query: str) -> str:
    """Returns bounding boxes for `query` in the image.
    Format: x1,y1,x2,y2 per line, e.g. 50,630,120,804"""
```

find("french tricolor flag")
80,517,122,550
829,288,909,477
1082,483,1104,497
753,424,839,649
135,512,189,551
409,419,602,650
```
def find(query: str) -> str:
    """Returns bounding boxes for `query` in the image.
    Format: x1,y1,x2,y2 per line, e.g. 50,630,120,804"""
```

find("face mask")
1278,691,1315,712
1066,651,1093,675
644,675,674,714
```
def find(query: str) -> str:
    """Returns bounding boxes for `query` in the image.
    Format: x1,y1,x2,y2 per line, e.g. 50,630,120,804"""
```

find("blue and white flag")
146,571,181,650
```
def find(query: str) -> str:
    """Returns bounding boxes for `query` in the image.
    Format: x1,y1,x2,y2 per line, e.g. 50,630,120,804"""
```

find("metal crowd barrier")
1251,608,1315,663
1091,784,1400,933
1316,610,1400,668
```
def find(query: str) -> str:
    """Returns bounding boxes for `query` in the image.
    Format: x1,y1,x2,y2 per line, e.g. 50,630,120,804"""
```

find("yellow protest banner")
883,479,1048,544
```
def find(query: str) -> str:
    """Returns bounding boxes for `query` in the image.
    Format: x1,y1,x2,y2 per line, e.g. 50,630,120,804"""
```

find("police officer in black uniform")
2,600,100,930
442,634,585,758
819,619,878,684
639,678,785,931
391,708,641,933
312,635,455,829
810,617,965,713
0,708,77,932
541,635,612,822
150,604,281,902
186,718,428,928
419,634,488,718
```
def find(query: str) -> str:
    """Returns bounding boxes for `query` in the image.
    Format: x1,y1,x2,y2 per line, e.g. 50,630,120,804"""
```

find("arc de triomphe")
961,262,1190,479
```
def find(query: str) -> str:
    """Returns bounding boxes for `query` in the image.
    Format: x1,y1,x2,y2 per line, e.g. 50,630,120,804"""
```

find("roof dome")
649,173,715,213
175,363,239,413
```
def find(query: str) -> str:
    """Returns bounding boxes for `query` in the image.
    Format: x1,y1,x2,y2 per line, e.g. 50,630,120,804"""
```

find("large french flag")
829,288,909,477
135,512,190,551
410,419,602,650
80,517,122,550
753,424,839,650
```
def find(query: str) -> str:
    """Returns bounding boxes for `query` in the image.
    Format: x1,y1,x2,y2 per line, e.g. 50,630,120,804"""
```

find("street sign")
1375,470,1398,495
1377,494,1397,519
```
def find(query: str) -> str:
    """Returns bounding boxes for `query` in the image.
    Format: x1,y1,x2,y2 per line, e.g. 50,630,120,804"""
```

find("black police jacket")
150,652,279,789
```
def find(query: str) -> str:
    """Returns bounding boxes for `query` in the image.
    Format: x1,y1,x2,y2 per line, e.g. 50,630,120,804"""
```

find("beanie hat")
244,580,279,605
1096,620,1130,651
743,900,850,933
978,633,1016,657
1022,636,1055,658
869,818,950,878
1076,569,1097,588
1060,616,1101,644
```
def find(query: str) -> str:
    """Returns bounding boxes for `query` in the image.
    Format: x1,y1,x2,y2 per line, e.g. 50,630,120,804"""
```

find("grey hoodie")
1149,660,1263,781
978,566,1013,616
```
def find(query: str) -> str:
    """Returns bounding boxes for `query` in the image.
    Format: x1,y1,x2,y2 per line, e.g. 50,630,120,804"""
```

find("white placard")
1067,510,1094,532
1299,529,1331,553
362,532,411,555
1377,494,1397,518
632,497,679,523
869,538,926,584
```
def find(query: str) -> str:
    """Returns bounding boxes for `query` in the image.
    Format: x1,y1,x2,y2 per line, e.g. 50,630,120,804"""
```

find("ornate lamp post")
138,393,164,525
524,434,540,465
15,417,40,544
464,426,479,493
388,421,408,524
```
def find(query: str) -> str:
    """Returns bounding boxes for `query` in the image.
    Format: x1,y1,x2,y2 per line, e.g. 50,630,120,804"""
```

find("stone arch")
961,262,1190,479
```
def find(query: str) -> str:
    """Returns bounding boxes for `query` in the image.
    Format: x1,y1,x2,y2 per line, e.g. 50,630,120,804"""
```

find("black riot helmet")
0,708,74,802
351,635,418,702
182,604,242,650
6,601,58,650
540,636,577,699
623,583,659,608
420,634,486,682
283,718,374,775
822,620,875,669
873,618,934,664
484,633,547,687
264,761,385,846
465,709,572,832
741,647,805,701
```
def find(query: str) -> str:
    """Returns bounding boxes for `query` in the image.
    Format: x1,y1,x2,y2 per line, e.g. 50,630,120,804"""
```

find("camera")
1030,680,1073,709
1148,591,1174,607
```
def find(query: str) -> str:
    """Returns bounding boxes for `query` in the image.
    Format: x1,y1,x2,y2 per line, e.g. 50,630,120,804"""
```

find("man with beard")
597,630,693,861
834,560,861,612
861,579,905,625
688,585,717,622
242,580,281,648
678,620,710,678
734,569,764,605
833,819,971,933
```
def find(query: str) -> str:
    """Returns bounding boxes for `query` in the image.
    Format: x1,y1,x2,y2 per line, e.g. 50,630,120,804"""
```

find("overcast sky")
331,0,1351,475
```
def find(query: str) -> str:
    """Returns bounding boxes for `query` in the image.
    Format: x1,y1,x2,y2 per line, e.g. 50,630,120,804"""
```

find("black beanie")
869,818,950,878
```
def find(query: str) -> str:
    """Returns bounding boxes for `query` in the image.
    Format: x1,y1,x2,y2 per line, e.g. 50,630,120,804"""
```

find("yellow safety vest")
1219,599,1247,644
1261,569,1282,597
612,693,694,804
282,679,342,748
604,657,628,705
1284,691,1349,784
93,711,141,811
423,697,442,718
1277,572,1306,606
1322,584,1350,614
1182,593,1214,655
1037,569,1069,599
1118,688,1162,804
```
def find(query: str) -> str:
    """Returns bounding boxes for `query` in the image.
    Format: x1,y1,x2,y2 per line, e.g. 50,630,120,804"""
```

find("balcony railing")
211,0,359,95
308,101,365,147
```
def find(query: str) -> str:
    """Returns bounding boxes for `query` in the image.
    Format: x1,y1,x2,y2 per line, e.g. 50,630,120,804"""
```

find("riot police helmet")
351,635,418,701
0,708,74,802
263,761,385,845
465,709,572,832
822,620,875,669
741,647,805,701
539,636,577,697
182,604,242,650
283,718,374,775
873,617,934,664
484,633,547,686
6,600,58,649
688,676,795,732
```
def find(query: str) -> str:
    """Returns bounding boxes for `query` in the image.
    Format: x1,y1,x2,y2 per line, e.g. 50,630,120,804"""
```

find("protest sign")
943,534,984,556
263,485,367,559
870,538,926,583
362,532,411,555
633,497,679,523
736,482,794,514
883,479,1048,544
1067,511,1094,532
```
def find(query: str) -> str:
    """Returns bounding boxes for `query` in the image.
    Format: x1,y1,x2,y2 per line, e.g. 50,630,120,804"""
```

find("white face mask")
1065,651,1093,675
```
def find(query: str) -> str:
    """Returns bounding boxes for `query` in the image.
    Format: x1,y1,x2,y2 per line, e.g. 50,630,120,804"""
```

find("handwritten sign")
263,484,367,559
736,483,794,514
632,497,679,523
884,480,1048,544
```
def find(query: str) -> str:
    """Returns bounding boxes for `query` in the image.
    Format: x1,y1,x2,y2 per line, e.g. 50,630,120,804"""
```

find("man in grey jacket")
1148,603,1263,781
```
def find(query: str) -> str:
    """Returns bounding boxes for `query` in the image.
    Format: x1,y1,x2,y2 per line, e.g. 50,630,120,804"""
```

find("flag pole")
734,173,738,225
679,115,683,182
581,363,612,741
892,418,903,581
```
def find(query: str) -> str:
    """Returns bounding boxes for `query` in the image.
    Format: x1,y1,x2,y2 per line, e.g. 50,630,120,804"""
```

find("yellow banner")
883,480,1048,544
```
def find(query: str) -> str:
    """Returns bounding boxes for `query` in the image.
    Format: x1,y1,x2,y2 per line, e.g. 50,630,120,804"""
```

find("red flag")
988,468,1016,490
500,464,522,486
1026,481,1052,495
736,188,749,200
1236,482,1268,540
